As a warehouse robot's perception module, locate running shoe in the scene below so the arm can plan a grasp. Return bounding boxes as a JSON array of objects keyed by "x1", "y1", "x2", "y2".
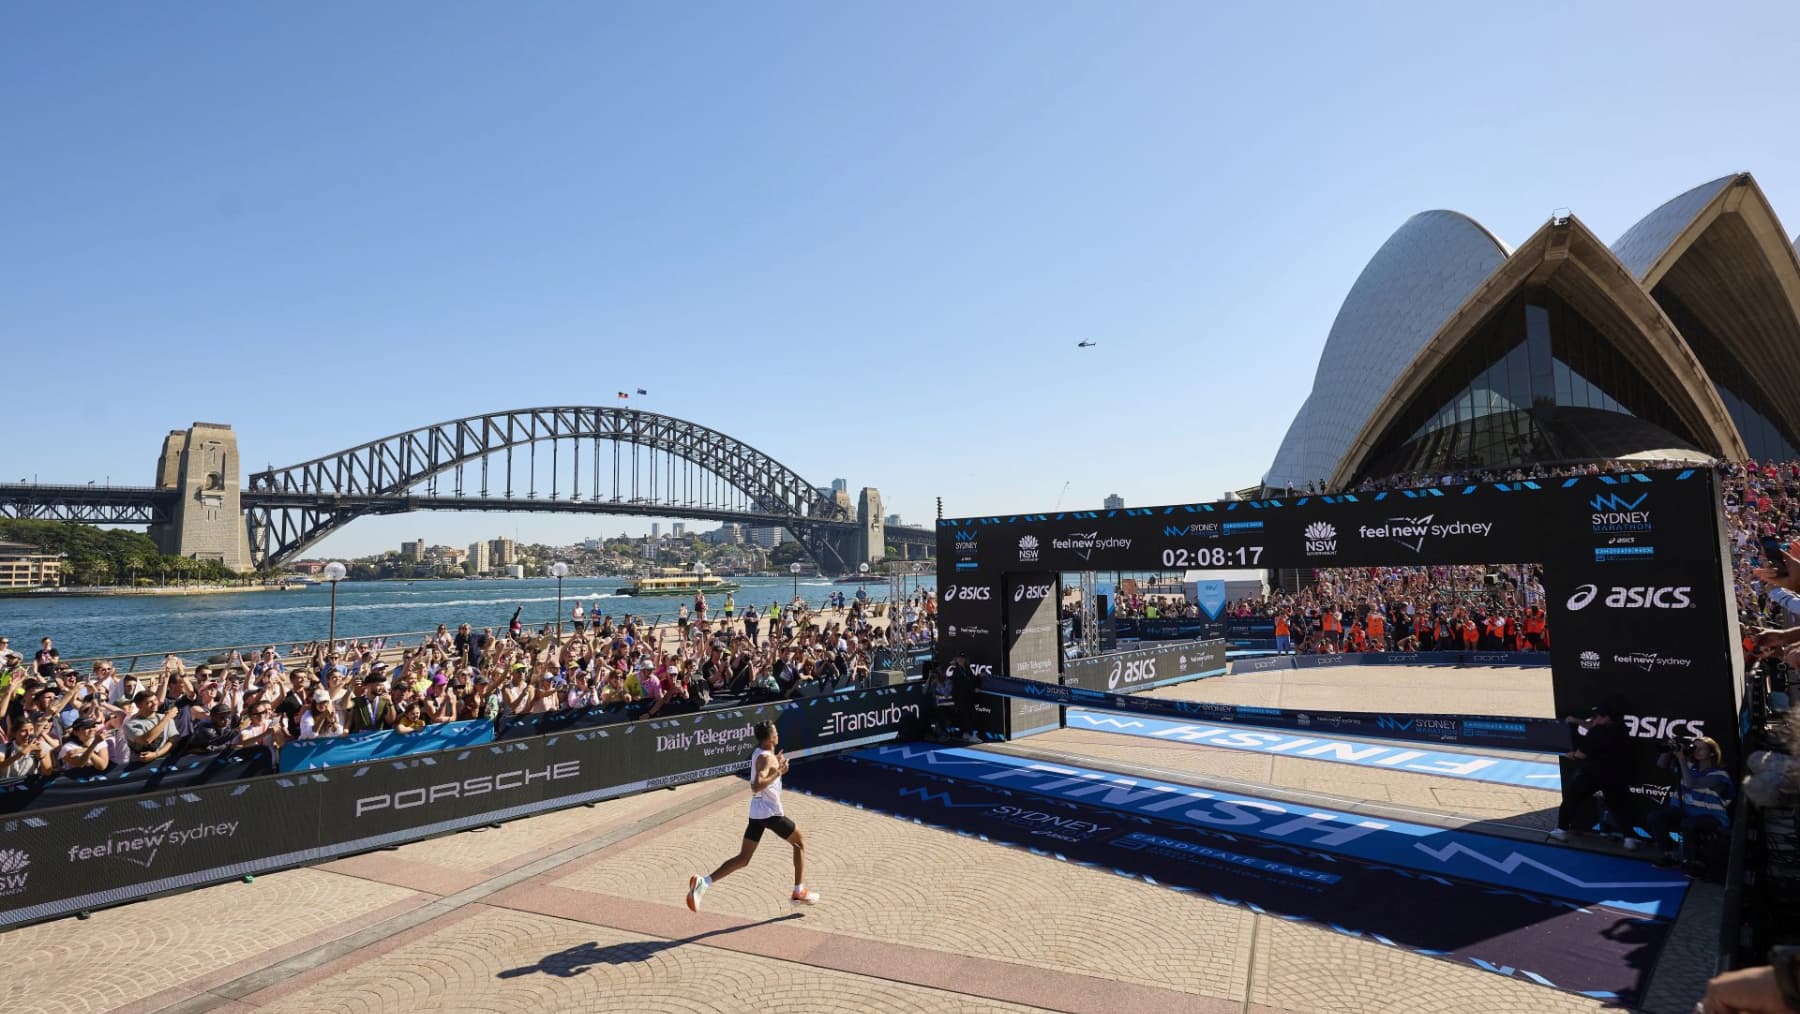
[
  {"x1": 1622, "y1": 837, "x2": 1642, "y2": 851},
  {"x1": 686, "y1": 875, "x2": 708, "y2": 912},
  {"x1": 1549, "y1": 828, "x2": 1570, "y2": 841},
  {"x1": 790, "y1": 886, "x2": 819, "y2": 905}
]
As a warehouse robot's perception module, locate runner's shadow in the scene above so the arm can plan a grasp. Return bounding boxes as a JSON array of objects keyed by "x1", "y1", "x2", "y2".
[{"x1": 496, "y1": 913, "x2": 805, "y2": 979}]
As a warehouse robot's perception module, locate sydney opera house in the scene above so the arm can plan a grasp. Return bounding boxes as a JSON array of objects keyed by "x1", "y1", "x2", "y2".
[{"x1": 1263, "y1": 173, "x2": 1800, "y2": 492}]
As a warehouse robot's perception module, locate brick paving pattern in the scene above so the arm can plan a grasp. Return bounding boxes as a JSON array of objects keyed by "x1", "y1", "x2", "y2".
[{"x1": 257, "y1": 907, "x2": 1048, "y2": 1014}]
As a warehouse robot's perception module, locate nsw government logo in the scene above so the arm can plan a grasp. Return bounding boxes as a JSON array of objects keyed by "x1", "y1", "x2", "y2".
[
  {"x1": 0, "y1": 848, "x2": 28, "y2": 898},
  {"x1": 1303, "y1": 521, "x2": 1337, "y2": 557},
  {"x1": 1017, "y1": 535, "x2": 1040, "y2": 562},
  {"x1": 1579, "y1": 650, "x2": 1600, "y2": 670}
]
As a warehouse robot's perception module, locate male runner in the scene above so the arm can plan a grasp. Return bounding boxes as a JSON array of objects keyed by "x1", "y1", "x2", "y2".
[{"x1": 687, "y1": 721, "x2": 818, "y2": 909}]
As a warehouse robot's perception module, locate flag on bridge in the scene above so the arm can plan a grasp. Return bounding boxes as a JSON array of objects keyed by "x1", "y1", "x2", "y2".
[
  {"x1": 617, "y1": 391, "x2": 629, "y2": 400},
  {"x1": 636, "y1": 388, "x2": 648, "y2": 395}
]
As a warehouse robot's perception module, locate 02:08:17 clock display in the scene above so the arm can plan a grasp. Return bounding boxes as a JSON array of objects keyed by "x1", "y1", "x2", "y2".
[{"x1": 1160, "y1": 546, "x2": 1263, "y2": 568}]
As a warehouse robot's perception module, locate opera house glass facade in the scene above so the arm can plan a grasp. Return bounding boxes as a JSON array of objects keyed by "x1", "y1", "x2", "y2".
[{"x1": 1265, "y1": 173, "x2": 1800, "y2": 491}]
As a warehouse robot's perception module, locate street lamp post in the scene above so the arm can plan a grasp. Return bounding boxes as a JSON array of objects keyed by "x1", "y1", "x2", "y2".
[
  {"x1": 790, "y1": 562, "x2": 802, "y2": 604},
  {"x1": 549, "y1": 562, "x2": 571, "y2": 636},
  {"x1": 323, "y1": 561, "x2": 347, "y2": 651}
]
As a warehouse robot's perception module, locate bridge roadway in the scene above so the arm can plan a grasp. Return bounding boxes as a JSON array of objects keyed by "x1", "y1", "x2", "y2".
[
  {"x1": 0, "y1": 664, "x2": 1721, "y2": 1014},
  {"x1": 0, "y1": 482, "x2": 936, "y2": 553}
]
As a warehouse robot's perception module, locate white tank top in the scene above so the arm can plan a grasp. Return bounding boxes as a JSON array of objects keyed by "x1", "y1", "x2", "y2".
[{"x1": 748, "y1": 746, "x2": 783, "y2": 818}]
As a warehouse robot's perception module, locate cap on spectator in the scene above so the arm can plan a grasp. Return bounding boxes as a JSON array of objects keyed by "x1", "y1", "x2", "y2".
[
  {"x1": 472, "y1": 674, "x2": 490, "y2": 685},
  {"x1": 210, "y1": 704, "x2": 234, "y2": 718},
  {"x1": 311, "y1": 689, "x2": 331, "y2": 703}
]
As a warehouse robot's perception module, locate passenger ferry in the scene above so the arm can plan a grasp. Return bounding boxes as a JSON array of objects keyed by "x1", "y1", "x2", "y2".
[{"x1": 614, "y1": 572, "x2": 742, "y2": 597}]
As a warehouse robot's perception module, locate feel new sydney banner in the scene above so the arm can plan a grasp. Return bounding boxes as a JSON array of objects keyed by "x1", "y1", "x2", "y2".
[
  {"x1": 0, "y1": 684, "x2": 929, "y2": 929},
  {"x1": 939, "y1": 468, "x2": 1743, "y2": 799}
]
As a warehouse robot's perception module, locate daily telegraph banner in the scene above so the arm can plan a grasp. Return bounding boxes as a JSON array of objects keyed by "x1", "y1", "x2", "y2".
[
  {"x1": 0, "y1": 684, "x2": 928, "y2": 929},
  {"x1": 1060, "y1": 640, "x2": 1228, "y2": 695},
  {"x1": 939, "y1": 468, "x2": 1742, "y2": 799},
  {"x1": 1004, "y1": 572, "x2": 1061, "y2": 683},
  {"x1": 982, "y1": 674, "x2": 1568, "y2": 753}
]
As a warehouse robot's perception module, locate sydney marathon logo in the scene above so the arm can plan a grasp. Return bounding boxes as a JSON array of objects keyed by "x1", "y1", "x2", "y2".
[
  {"x1": 1590, "y1": 493, "x2": 1652, "y2": 534},
  {"x1": 1164, "y1": 520, "x2": 1263, "y2": 539}
]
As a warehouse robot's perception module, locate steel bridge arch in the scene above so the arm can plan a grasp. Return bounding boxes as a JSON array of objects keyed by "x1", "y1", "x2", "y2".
[{"x1": 245, "y1": 407, "x2": 850, "y2": 568}]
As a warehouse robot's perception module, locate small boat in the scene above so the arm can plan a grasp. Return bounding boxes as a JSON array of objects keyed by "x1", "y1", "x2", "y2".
[
  {"x1": 614, "y1": 574, "x2": 742, "y2": 597},
  {"x1": 833, "y1": 574, "x2": 885, "y2": 584}
]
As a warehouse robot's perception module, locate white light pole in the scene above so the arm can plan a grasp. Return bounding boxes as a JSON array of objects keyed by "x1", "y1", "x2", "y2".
[
  {"x1": 549, "y1": 562, "x2": 571, "y2": 636},
  {"x1": 790, "y1": 562, "x2": 802, "y2": 603},
  {"x1": 323, "y1": 561, "x2": 347, "y2": 650}
]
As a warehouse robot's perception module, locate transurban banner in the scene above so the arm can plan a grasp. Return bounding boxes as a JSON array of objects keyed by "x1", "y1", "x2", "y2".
[{"x1": 0, "y1": 684, "x2": 928, "y2": 929}]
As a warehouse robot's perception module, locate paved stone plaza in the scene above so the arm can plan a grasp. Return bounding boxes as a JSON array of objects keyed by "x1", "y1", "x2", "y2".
[{"x1": 0, "y1": 666, "x2": 1720, "y2": 1013}]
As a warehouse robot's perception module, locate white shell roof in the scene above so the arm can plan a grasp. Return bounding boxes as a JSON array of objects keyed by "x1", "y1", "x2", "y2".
[
  {"x1": 1263, "y1": 211, "x2": 1507, "y2": 489},
  {"x1": 1610, "y1": 174, "x2": 1736, "y2": 280}
]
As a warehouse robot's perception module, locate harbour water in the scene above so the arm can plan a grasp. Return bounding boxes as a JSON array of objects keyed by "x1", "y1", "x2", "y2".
[{"x1": 0, "y1": 574, "x2": 936, "y2": 665}]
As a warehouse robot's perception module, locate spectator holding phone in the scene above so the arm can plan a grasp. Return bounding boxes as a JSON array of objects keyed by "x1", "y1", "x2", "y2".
[
  {"x1": 126, "y1": 691, "x2": 179, "y2": 763},
  {"x1": 57, "y1": 717, "x2": 110, "y2": 774}
]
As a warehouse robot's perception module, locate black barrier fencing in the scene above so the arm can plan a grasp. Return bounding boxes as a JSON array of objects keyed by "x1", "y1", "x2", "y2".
[
  {"x1": 940, "y1": 468, "x2": 1745, "y2": 805},
  {"x1": 1060, "y1": 639, "x2": 1228, "y2": 694},
  {"x1": 981, "y1": 673, "x2": 1568, "y2": 753},
  {"x1": 0, "y1": 748, "x2": 277, "y2": 815},
  {"x1": 0, "y1": 683, "x2": 930, "y2": 929}
]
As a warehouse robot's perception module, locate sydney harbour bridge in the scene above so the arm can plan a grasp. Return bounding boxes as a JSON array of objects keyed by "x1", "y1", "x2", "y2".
[{"x1": 0, "y1": 407, "x2": 934, "y2": 576}]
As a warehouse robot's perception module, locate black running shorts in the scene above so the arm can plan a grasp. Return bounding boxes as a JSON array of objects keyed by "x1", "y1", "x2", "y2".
[{"x1": 744, "y1": 815, "x2": 797, "y2": 841}]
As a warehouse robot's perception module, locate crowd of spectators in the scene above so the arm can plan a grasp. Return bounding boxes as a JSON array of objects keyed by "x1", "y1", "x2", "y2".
[
  {"x1": 0, "y1": 588, "x2": 938, "y2": 781},
  {"x1": 1228, "y1": 563, "x2": 1548, "y2": 655}
]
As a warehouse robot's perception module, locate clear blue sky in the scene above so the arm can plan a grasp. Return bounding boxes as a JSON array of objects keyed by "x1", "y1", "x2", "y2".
[{"x1": 5, "y1": 2, "x2": 1798, "y2": 558}]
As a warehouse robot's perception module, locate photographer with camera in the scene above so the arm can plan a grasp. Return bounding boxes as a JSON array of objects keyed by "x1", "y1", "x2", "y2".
[
  {"x1": 1642, "y1": 733, "x2": 1732, "y2": 871},
  {"x1": 1553, "y1": 698, "x2": 1639, "y2": 847}
]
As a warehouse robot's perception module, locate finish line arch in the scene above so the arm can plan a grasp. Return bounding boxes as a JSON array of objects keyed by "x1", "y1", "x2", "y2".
[{"x1": 935, "y1": 469, "x2": 1745, "y2": 801}]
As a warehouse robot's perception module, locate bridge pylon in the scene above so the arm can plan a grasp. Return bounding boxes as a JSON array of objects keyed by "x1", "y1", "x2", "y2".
[{"x1": 148, "y1": 423, "x2": 253, "y2": 571}]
